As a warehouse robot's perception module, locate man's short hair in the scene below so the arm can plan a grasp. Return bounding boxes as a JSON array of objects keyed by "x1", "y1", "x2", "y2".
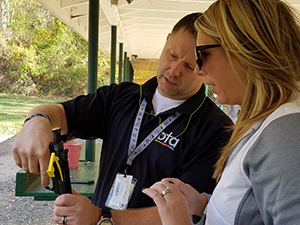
[{"x1": 171, "y1": 12, "x2": 202, "y2": 38}]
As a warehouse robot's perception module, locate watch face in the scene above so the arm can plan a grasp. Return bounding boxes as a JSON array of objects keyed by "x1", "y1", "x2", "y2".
[{"x1": 100, "y1": 218, "x2": 113, "y2": 225}]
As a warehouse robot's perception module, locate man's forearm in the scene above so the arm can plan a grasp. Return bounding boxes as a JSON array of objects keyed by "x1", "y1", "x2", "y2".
[
  {"x1": 111, "y1": 207, "x2": 162, "y2": 225},
  {"x1": 26, "y1": 103, "x2": 68, "y2": 134}
]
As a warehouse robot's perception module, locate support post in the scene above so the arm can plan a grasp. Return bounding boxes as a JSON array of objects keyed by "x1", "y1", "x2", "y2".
[
  {"x1": 118, "y1": 43, "x2": 123, "y2": 83},
  {"x1": 123, "y1": 52, "x2": 127, "y2": 82},
  {"x1": 86, "y1": 0, "x2": 99, "y2": 162},
  {"x1": 129, "y1": 62, "x2": 134, "y2": 82},
  {"x1": 126, "y1": 56, "x2": 130, "y2": 81},
  {"x1": 110, "y1": 26, "x2": 117, "y2": 84}
]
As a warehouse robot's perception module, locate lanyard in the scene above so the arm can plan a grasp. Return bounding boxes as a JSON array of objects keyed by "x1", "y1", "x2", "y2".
[{"x1": 126, "y1": 98, "x2": 181, "y2": 166}]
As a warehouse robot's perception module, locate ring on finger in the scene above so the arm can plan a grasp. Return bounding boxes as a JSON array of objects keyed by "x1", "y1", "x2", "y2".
[
  {"x1": 62, "y1": 216, "x2": 67, "y2": 225},
  {"x1": 161, "y1": 186, "x2": 171, "y2": 197}
]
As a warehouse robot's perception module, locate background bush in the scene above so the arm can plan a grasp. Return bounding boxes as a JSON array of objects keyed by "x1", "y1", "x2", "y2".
[{"x1": 0, "y1": 0, "x2": 111, "y2": 98}]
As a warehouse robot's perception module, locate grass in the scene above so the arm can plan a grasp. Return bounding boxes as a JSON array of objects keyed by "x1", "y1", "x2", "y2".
[
  {"x1": 0, "y1": 94, "x2": 69, "y2": 136},
  {"x1": 0, "y1": 93, "x2": 102, "y2": 161}
]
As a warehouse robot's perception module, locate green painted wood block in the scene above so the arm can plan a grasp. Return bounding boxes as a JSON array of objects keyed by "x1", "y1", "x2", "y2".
[{"x1": 15, "y1": 161, "x2": 99, "y2": 201}]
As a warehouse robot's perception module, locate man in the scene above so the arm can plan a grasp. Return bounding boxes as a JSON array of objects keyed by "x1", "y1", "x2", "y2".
[{"x1": 13, "y1": 13, "x2": 233, "y2": 225}]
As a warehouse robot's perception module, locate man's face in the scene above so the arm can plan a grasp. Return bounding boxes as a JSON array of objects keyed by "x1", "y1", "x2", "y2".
[{"x1": 156, "y1": 28, "x2": 204, "y2": 100}]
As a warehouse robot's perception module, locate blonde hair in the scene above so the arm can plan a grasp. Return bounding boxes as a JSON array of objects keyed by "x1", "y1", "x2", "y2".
[{"x1": 195, "y1": 0, "x2": 300, "y2": 180}]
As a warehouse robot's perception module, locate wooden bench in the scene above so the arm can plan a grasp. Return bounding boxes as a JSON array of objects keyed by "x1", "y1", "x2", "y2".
[
  {"x1": 15, "y1": 139, "x2": 102, "y2": 201},
  {"x1": 15, "y1": 161, "x2": 99, "y2": 201}
]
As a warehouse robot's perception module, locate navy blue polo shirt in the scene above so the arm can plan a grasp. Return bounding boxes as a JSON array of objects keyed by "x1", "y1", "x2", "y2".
[{"x1": 61, "y1": 77, "x2": 233, "y2": 209}]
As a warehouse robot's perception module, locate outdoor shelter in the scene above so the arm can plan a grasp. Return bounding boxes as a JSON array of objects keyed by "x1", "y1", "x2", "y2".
[
  {"x1": 35, "y1": 0, "x2": 300, "y2": 159},
  {"x1": 36, "y1": 0, "x2": 218, "y2": 161},
  {"x1": 15, "y1": 0, "x2": 300, "y2": 201}
]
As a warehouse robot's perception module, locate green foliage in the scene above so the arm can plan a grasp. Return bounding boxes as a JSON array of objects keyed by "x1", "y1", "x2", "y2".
[{"x1": 0, "y1": 0, "x2": 111, "y2": 98}]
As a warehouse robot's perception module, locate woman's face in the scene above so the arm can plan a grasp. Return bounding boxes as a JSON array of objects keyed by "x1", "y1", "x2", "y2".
[{"x1": 195, "y1": 32, "x2": 248, "y2": 105}]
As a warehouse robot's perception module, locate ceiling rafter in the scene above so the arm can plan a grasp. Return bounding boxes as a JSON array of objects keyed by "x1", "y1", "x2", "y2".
[{"x1": 38, "y1": 0, "x2": 300, "y2": 61}]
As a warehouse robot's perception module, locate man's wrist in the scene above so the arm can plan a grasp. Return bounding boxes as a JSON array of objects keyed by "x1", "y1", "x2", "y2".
[
  {"x1": 23, "y1": 113, "x2": 52, "y2": 125},
  {"x1": 95, "y1": 207, "x2": 102, "y2": 225},
  {"x1": 97, "y1": 209, "x2": 114, "y2": 225}
]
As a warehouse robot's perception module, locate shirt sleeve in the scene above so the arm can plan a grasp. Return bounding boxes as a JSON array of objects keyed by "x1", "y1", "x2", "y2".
[
  {"x1": 61, "y1": 82, "x2": 136, "y2": 140},
  {"x1": 191, "y1": 193, "x2": 211, "y2": 225},
  {"x1": 243, "y1": 113, "x2": 300, "y2": 224}
]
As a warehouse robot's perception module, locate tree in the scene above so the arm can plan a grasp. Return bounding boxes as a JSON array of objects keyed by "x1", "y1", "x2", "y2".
[{"x1": 0, "y1": 0, "x2": 111, "y2": 97}]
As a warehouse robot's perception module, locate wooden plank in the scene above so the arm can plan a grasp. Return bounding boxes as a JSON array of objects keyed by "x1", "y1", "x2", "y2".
[{"x1": 15, "y1": 161, "x2": 99, "y2": 201}]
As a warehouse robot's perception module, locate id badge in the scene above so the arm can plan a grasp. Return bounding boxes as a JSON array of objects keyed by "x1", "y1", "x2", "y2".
[{"x1": 105, "y1": 173, "x2": 137, "y2": 210}]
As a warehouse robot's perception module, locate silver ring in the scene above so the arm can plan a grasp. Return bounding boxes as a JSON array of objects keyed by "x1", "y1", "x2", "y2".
[
  {"x1": 62, "y1": 216, "x2": 67, "y2": 225},
  {"x1": 161, "y1": 186, "x2": 171, "y2": 197}
]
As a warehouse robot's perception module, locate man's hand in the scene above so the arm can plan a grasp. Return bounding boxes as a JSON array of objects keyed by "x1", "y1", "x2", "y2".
[
  {"x1": 12, "y1": 104, "x2": 67, "y2": 187},
  {"x1": 54, "y1": 189, "x2": 101, "y2": 225},
  {"x1": 13, "y1": 116, "x2": 53, "y2": 187}
]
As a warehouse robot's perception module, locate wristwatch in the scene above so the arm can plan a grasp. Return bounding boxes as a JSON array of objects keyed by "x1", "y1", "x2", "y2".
[{"x1": 97, "y1": 209, "x2": 114, "y2": 225}]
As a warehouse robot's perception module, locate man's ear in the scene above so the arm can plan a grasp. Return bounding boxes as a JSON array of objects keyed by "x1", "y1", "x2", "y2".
[{"x1": 166, "y1": 33, "x2": 171, "y2": 41}]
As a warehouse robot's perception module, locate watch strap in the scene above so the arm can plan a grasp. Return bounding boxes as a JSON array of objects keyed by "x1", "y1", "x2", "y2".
[
  {"x1": 101, "y1": 209, "x2": 112, "y2": 218},
  {"x1": 97, "y1": 209, "x2": 114, "y2": 225}
]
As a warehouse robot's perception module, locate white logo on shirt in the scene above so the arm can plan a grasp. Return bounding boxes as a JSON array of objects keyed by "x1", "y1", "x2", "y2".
[{"x1": 156, "y1": 132, "x2": 180, "y2": 151}]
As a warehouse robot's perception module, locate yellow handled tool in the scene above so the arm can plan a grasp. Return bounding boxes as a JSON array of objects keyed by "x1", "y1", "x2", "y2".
[{"x1": 45, "y1": 128, "x2": 72, "y2": 194}]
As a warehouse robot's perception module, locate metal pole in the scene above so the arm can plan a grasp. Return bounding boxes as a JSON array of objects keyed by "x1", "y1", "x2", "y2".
[
  {"x1": 118, "y1": 43, "x2": 123, "y2": 84},
  {"x1": 110, "y1": 26, "x2": 117, "y2": 84},
  {"x1": 86, "y1": 0, "x2": 99, "y2": 162},
  {"x1": 126, "y1": 56, "x2": 130, "y2": 81},
  {"x1": 129, "y1": 62, "x2": 134, "y2": 82},
  {"x1": 123, "y1": 52, "x2": 127, "y2": 82}
]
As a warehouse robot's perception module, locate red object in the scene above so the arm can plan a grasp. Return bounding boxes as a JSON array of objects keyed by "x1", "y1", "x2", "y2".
[
  {"x1": 63, "y1": 142, "x2": 83, "y2": 169},
  {"x1": 32, "y1": 84, "x2": 35, "y2": 96}
]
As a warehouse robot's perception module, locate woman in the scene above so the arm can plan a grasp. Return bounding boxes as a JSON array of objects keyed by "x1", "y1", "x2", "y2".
[{"x1": 143, "y1": 0, "x2": 300, "y2": 224}]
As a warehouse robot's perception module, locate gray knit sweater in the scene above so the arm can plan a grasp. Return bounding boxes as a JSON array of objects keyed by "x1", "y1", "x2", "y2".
[{"x1": 197, "y1": 100, "x2": 300, "y2": 225}]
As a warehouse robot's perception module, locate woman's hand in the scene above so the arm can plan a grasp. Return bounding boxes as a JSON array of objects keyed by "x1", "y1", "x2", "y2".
[
  {"x1": 143, "y1": 179, "x2": 195, "y2": 225},
  {"x1": 162, "y1": 178, "x2": 207, "y2": 217},
  {"x1": 143, "y1": 178, "x2": 207, "y2": 225}
]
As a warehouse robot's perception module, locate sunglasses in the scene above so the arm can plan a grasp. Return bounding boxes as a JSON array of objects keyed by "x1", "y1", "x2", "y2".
[{"x1": 194, "y1": 44, "x2": 221, "y2": 70}]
